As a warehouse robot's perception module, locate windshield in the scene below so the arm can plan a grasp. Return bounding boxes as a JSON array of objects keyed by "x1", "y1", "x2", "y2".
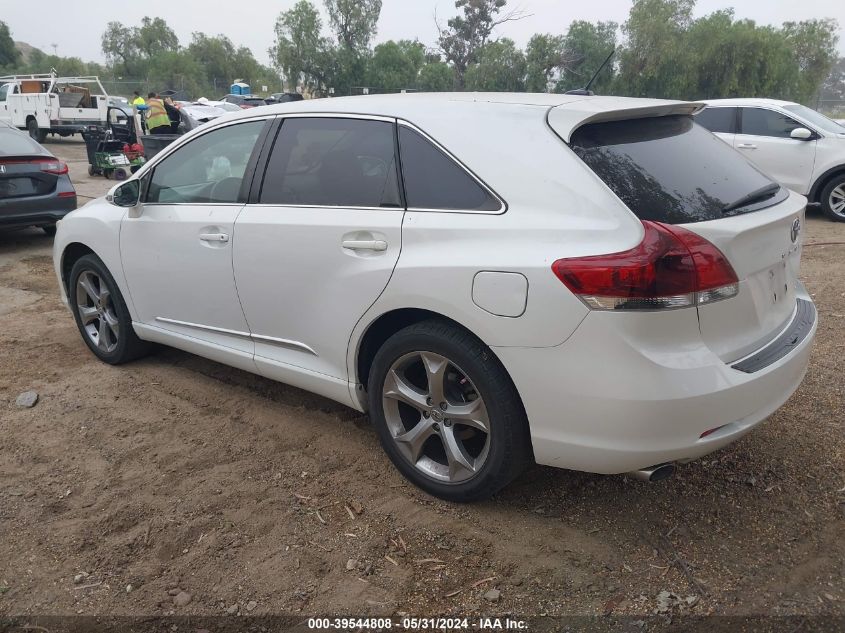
[{"x1": 783, "y1": 104, "x2": 845, "y2": 135}]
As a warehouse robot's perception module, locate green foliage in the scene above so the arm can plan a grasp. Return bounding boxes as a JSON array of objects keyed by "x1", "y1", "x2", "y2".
[
  {"x1": 0, "y1": 21, "x2": 21, "y2": 71},
  {"x1": 438, "y1": 0, "x2": 510, "y2": 88},
  {"x1": 464, "y1": 38, "x2": 526, "y2": 91},
  {"x1": 368, "y1": 40, "x2": 425, "y2": 91},
  {"x1": 525, "y1": 34, "x2": 567, "y2": 92},
  {"x1": 556, "y1": 21, "x2": 617, "y2": 93},
  {"x1": 271, "y1": 0, "x2": 334, "y2": 93},
  {"x1": 325, "y1": 0, "x2": 383, "y2": 52},
  {"x1": 418, "y1": 61, "x2": 453, "y2": 92}
]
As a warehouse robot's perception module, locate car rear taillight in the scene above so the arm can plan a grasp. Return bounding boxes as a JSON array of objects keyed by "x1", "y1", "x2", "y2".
[
  {"x1": 551, "y1": 221, "x2": 739, "y2": 311},
  {"x1": 39, "y1": 160, "x2": 69, "y2": 175},
  {"x1": 0, "y1": 158, "x2": 69, "y2": 175}
]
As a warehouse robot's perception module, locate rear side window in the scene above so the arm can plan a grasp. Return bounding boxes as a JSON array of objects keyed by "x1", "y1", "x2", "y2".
[
  {"x1": 740, "y1": 108, "x2": 802, "y2": 138},
  {"x1": 570, "y1": 115, "x2": 786, "y2": 224},
  {"x1": 398, "y1": 126, "x2": 502, "y2": 211},
  {"x1": 260, "y1": 117, "x2": 401, "y2": 208},
  {"x1": 695, "y1": 107, "x2": 737, "y2": 134}
]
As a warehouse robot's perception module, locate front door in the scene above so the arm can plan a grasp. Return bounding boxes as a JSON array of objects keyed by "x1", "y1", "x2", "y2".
[
  {"x1": 120, "y1": 118, "x2": 268, "y2": 356},
  {"x1": 233, "y1": 116, "x2": 404, "y2": 384},
  {"x1": 735, "y1": 107, "x2": 817, "y2": 195}
]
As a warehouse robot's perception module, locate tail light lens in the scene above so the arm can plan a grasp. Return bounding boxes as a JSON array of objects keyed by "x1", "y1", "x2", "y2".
[
  {"x1": 38, "y1": 160, "x2": 69, "y2": 175},
  {"x1": 0, "y1": 158, "x2": 68, "y2": 175},
  {"x1": 552, "y1": 221, "x2": 739, "y2": 311}
]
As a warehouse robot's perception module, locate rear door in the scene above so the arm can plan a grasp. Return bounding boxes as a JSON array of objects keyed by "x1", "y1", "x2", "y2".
[
  {"x1": 566, "y1": 114, "x2": 805, "y2": 362},
  {"x1": 735, "y1": 107, "x2": 817, "y2": 194},
  {"x1": 233, "y1": 115, "x2": 404, "y2": 382}
]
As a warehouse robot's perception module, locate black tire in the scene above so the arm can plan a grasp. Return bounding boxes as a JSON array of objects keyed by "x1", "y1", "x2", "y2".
[
  {"x1": 27, "y1": 119, "x2": 47, "y2": 143},
  {"x1": 42, "y1": 224, "x2": 57, "y2": 237},
  {"x1": 68, "y1": 254, "x2": 150, "y2": 364},
  {"x1": 820, "y1": 173, "x2": 845, "y2": 222},
  {"x1": 367, "y1": 319, "x2": 532, "y2": 502},
  {"x1": 113, "y1": 167, "x2": 128, "y2": 181}
]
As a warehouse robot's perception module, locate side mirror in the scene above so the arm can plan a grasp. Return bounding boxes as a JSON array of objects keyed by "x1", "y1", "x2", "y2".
[
  {"x1": 107, "y1": 179, "x2": 141, "y2": 214},
  {"x1": 790, "y1": 127, "x2": 813, "y2": 140}
]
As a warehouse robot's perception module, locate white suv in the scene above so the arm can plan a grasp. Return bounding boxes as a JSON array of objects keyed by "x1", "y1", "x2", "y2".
[
  {"x1": 53, "y1": 94, "x2": 816, "y2": 501},
  {"x1": 697, "y1": 98, "x2": 845, "y2": 221}
]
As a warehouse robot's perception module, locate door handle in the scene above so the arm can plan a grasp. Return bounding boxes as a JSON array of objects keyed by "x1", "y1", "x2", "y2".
[
  {"x1": 199, "y1": 233, "x2": 229, "y2": 243},
  {"x1": 737, "y1": 143, "x2": 757, "y2": 150},
  {"x1": 342, "y1": 239, "x2": 388, "y2": 251}
]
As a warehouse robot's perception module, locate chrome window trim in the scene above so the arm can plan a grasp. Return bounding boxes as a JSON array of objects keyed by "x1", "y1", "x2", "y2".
[{"x1": 396, "y1": 118, "x2": 507, "y2": 215}]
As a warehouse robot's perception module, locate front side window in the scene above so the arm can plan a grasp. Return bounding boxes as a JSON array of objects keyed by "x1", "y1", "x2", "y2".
[
  {"x1": 260, "y1": 117, "x2": 401, "y2": 208},
  {"x1": 740, "y1": 108, "x2": 803, "y2": 138},
  {"x1": 695, "y1": 107, "x2": 737, "y2": 134},
  {"x1": 398, "y1": 126, "x2": 502, "y2": 211},
  {"x1": 782, "y1": 104, "x2": 840, "y2": 135},
  {"x1": 146, "y1": 120, "x2": 264, "y2": 204}
]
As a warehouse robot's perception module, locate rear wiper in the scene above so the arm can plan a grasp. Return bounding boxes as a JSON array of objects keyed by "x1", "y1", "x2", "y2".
[{"x1": 722, "y1": 182, "x2": 780, "y2": 213}]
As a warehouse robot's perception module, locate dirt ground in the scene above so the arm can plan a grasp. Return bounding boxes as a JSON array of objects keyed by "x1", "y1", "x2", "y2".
[{"x1": 0, "y1": 137, "x2": 843, "y2": 621}]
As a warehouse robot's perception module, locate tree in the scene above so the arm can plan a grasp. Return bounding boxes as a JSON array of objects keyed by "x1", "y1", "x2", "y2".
[
  {"x1": 464, "y1": 38, "x2": 526, "y2": 91},
  {"x1": 101, "y1": 16, "x2": 179, "y2": 78},
  {"x1": 0, "y1": 20, "x2": 21, "y2": 70},
  {"x1": 525, "y1": 34, "x2": 568, "y2": 92},
  {"x1": 556, "y1": 21, "x2": 617, "y2": 93},
  {"x1": 418, "y1": 61, "x2": 453, "y2": 91},
  {"x1": 270, "y1": 0, "x2": 334, "y2": 93},
  {"x1": 135, "y1": 17, "x2": 179, "y2": 59},
  {"x1": 821, "y1": 57, "x2": 845, "y2": 108},
  {"x1": 437, "y1": 0, "x2": 526, "y2": 88},
  {"x1": 325, "y1": 0, "x2": 382, "y2": 53},
  {"x1": 617, "y1": 0, "x2": 695, "y2": 98},
  {"x1": 368, "y1": 40, "x2": 425, "y2": 91},
  {"x1": 782, "y1": 19, "x2": 840, "y2": 104}
]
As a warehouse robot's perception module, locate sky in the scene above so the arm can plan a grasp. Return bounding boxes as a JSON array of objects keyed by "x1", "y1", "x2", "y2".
[{"x1": 3, "y1": 0, "x2": 844, "y2": 67}]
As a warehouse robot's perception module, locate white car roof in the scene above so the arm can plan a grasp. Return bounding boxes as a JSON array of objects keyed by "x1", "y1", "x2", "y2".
[
  {"x1": 215, "y1": 92, "x2": 703, "y2": 142},
  {"x1": 700, "y1": 98, "x2": 799, "y2": 108}
]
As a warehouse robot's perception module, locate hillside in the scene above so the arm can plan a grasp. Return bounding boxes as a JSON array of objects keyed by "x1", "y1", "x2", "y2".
[{"x1": 14, "y1": 40, "x2": 43, "y2": 64}]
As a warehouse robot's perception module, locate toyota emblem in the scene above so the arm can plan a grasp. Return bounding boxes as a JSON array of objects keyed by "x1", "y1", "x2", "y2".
[{"x1": 790, "y1": 218, "x2": 801, "y2": 243}]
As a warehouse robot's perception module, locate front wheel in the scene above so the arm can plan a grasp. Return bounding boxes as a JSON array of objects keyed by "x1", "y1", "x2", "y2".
[
  {"x1": 367, "y1": 320, "x2": 532, "y2": 502},
  {"x1": 68, "y1": 254, "x2": 150, "y2": 364},
  {"x1": 820, "y1": 174, "x2": 845, "y2": 222}
]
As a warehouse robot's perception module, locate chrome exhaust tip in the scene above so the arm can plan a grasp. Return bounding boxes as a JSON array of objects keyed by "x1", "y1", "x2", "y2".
[{"x1": 628, "y1": 462, "x2": 676, "y2": 482}]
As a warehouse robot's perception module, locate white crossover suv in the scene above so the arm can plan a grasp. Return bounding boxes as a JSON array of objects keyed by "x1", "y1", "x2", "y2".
[
  {"x1": 697, "y1": 98, "x2": 845, "y2": 221},
  {"x1": 53, "y1": 93, "x2": 817, "y2": 501}
]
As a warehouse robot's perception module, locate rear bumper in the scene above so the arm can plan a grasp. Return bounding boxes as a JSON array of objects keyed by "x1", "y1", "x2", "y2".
[
  {"x1": 494, "y1": 290, "x2": 817, "y2": 474},
  {"x1": 0, "y1": 194, "x2": 77, "y2": 228}
]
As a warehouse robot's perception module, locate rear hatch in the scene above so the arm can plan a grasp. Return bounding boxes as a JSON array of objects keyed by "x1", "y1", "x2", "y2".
[{"x1": 553, "y1": 105, "x2": 805, "y2": 362}]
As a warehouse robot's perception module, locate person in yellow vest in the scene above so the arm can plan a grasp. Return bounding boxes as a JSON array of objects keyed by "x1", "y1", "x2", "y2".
[
  {"x1": 131, "y1": 91, "x2": 145, "y2": 107},
  {"x1": 145, "y1": 92, "x2": 171, "y2": 134}
]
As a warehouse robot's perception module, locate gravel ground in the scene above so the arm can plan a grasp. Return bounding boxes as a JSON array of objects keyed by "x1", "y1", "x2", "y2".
[{"x1": 0, "y1": 137, "x2": 843, "y2": 620}]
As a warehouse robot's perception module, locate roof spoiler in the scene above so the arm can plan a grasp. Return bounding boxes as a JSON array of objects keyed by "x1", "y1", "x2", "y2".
[{"x1": 548, "y1": 99, "x2": 705, "y2": 143}]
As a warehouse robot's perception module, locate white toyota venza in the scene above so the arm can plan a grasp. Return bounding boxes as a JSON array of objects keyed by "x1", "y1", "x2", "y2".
[{"x1": 53, "y1": 94, "x2": 817, "y2": 501}]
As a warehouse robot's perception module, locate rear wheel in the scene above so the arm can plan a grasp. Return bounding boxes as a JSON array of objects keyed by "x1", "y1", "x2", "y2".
[
  {"x1": 27, "y1": 119, "x2": 47, "y2": 143},
  {"x1": 68, "y1": 254, "x2": 150, "y2": 364},
  {"x1": 820, "y1": 174, "x2": 845, "y2": 222},
  {"x1": 367, "y1": 320, "x2": 532, "y2": 502}
]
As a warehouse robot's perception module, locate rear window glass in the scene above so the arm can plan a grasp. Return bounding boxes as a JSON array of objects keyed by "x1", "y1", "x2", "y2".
[
  {"x1": 0, "y1": 128, "x2": 43, "y2": 155},
  {"x1": 570, "y1": 115, "x2": 786, "y2": 224},
  {"x1": 695, "y1": 107, "x2": 737, "y2": 134}
]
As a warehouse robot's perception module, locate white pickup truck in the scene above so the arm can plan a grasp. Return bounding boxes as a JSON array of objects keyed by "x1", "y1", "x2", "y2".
[{"x1": 0, "y1": 73, "x2": 109, "y2": 142}]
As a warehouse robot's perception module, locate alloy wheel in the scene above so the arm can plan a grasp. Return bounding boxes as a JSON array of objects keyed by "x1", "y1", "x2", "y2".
[
  {"x1": 75, "y1": 270, "x2": 120, "y2": 353},
  {"x1": 830, "y1": 184, "x2": 845, "y2": 218},
  {"x1": 381, "y1": 351, "x2": 490, "y2": 483}
]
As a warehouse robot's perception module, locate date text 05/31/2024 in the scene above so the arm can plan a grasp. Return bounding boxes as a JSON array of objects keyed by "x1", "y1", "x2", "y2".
[{"x1": 307, "y1": 617, "x2": 529, "y2": 630}]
